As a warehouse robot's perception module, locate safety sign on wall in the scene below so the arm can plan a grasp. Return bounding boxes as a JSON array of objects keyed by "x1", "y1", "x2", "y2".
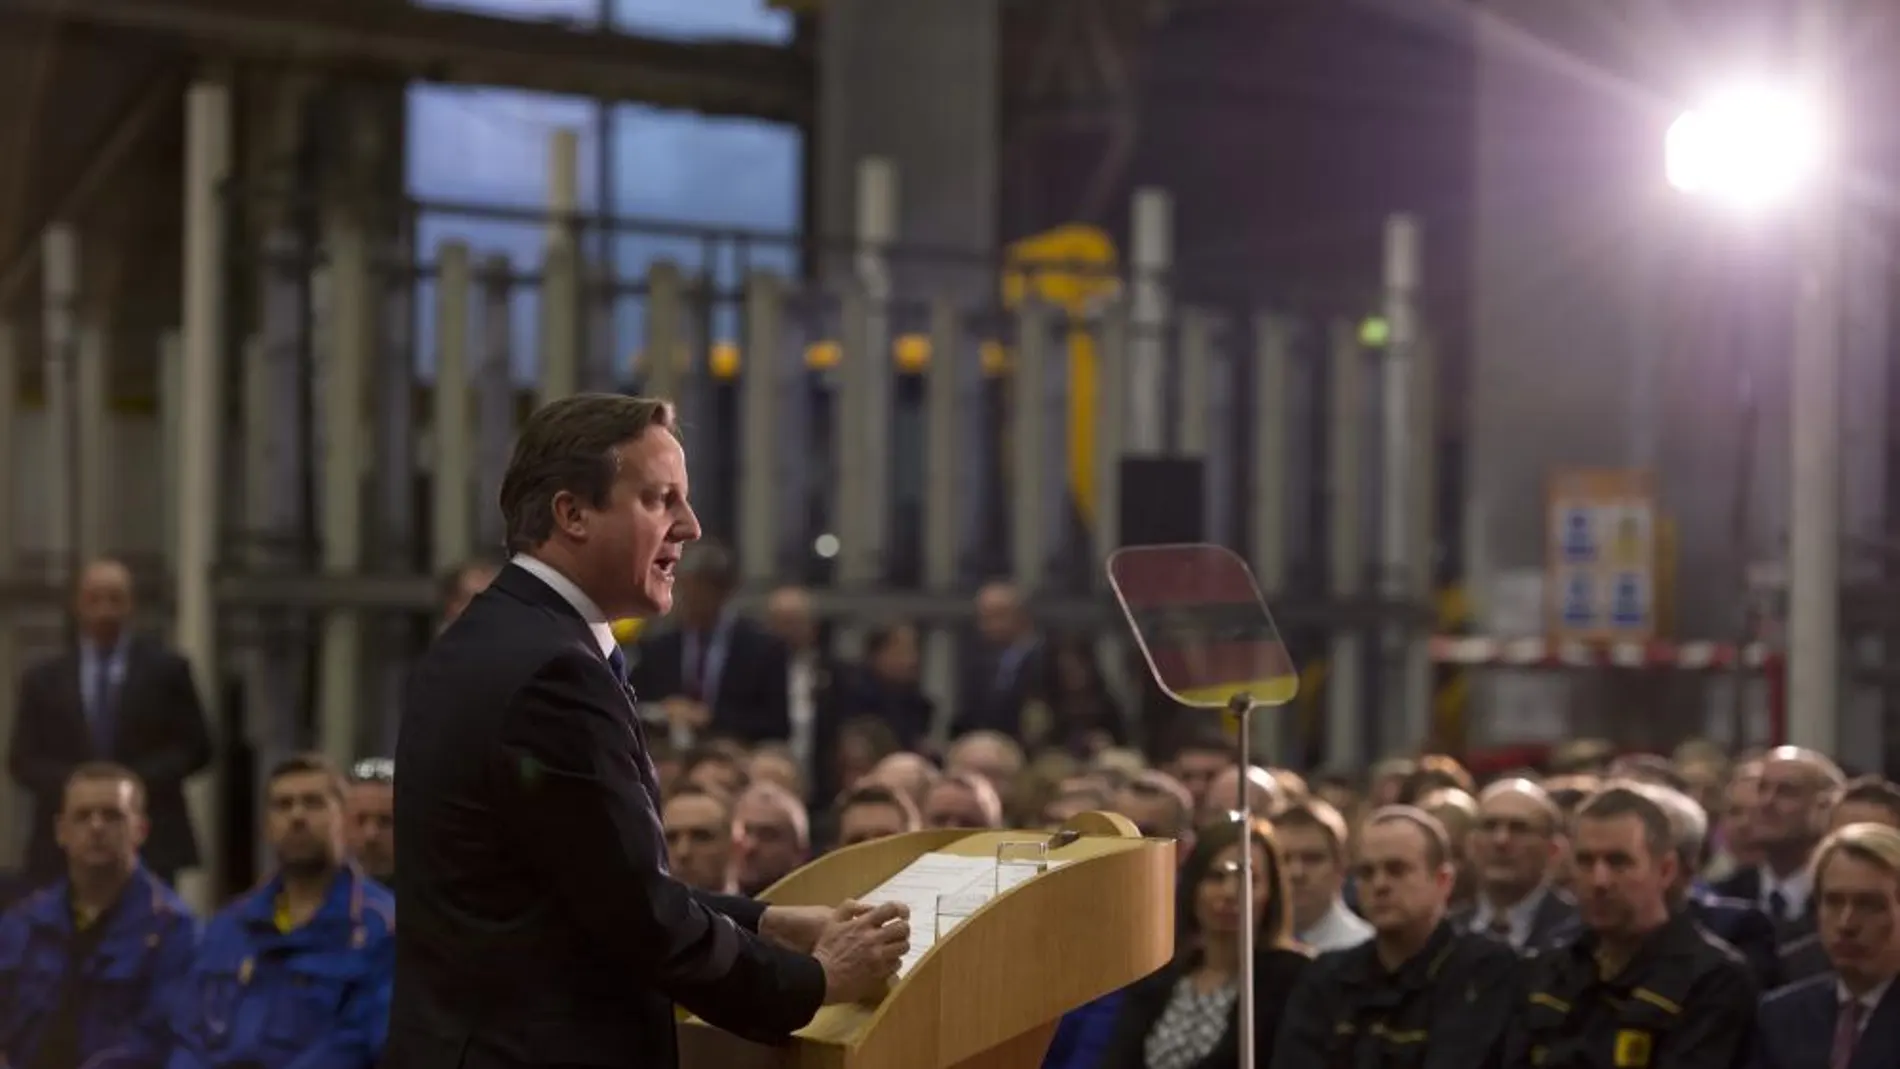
[{"x1": 1546, "y1": 470, "x2": 1659, "y2": 642}]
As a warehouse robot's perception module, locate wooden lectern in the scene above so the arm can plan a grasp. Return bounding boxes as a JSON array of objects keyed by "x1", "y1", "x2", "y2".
[{"x1": 679, "y1": 811, "x2": 1175, "y2": 1069}]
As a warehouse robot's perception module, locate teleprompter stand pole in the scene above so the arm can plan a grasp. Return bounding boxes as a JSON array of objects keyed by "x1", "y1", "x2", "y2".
[{"x1": 1229, "y1": 690, "x2": 1257, "y2": 1069}]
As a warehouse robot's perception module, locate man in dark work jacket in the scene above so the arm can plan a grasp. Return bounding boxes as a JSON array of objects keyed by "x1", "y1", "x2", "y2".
[
  {"x1": 387, "y1": 395, "x2": 907, "y2": 1069},
  {"x1": 1274, "y1": 807, "x2": 1520, "y2": 1069},
  {"x1": 8, "y1": 559, "x2": 211, "y2": 885}
]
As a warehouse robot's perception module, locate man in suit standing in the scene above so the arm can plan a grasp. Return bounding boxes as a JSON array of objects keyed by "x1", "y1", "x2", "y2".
[
  {"x1": 1753, "y1": 822, "x2": 1900, "y2": 1069},
  {"x1": 8, "y1": 559, "x2": 212, "y2": 886},
  {"x1": 629, "y1": 542, "x2": 792, "y2": 747},
  {"x1": 388, "y1": 395, "x2": 908, "y2": 1069}
]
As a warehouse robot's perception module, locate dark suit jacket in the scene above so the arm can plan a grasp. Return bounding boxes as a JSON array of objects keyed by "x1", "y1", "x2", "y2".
[
  {"x1": 628, "y1": 616, "x2": 792, "y2": 744},
  {"x1": 6, "y1": 636, "x2": 211, "y2": 882},
  {"x1": 952, "y1": 638, "x2": 1045, "y2": 741},
  {"x1": 1098, "y1": 946, "x2": 1312, "y2": 1069},
  {"x1": 387, "y1": 564, "x2": 826, "y2": 1069},
  {"x1": 1691, "y1": 891, "x2": 1785, "y2": 992},
  {"x1": 1752, "y1": 972, "x2": 1900, "y2": 1069},
  {"x1": 1451, "y1": 885, "x2": 1578, "y2": 951}
]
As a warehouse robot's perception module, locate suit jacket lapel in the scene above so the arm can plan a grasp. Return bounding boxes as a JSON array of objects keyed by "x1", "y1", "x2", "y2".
[{"x1": 1851, "y1": 982, "x2": 1900, "y2": 1069}]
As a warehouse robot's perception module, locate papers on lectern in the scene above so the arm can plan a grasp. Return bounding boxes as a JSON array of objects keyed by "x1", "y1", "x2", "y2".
[{"x1": 857, "y1": 851, "x2": 1069, "y2": 977}]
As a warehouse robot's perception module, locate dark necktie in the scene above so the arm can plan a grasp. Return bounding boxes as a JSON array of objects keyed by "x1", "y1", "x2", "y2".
[
  {"x1": 1832, "y1": 997, "x2": 1863, "y2": 1069},
  {"x1": 89, "y1": 654, "x2": 116, "y2": 756},
  {"x1": 1768, "y1": 889, "x2": 1790, "y2": 923},
  {"x1": 1487, "y1": 915, "x2": 1515, "y2": 944},
  {"x1": 607, "y1": 646, "x2": 630, "y2": 686}
]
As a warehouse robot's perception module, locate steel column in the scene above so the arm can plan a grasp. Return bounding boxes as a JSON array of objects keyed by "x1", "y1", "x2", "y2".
[
  {"x1": 1128, "y1": 189, "x2": 1171, "y2": 454},
  {"x1": 1251, "y1": 315, "x2": 1293, "y2": 594},
  {"x1": 475, "y1": 254, "x2": 514, "y2": 552},
  {"x1": 1327, "y1": 320, "x2": 1367, "y2": 769},
  {"x1": 0, "y1": 325, "x2": 17, "y2": 864},
  {"x1": 922, "y1": 297, "x2": 964, "y2": 739},
  {"x1": 1380, "y1": 214, "x2": 1428, "y2": 749},
  {"x1": 177, "y1": 79, "x2": 231, "y2": 910},
  {"x1": 74, "y1": 323, "x2": 110, "y2": 565},
  {"x1": 318, "y1": 209, "x2": 371, "y2": 772},
  {"x1": 834, "y1": 288, "x2": 889, "y2": 594},
  {"x1": 157, "y1": 331, "x2": 182, "y2": 567},
  {"x1": 1011, "y1": 302, "x2": 1054, "y2": 589},
  {"x1": 1091, "y1": 305, "x2": 1127, "y2": 570},
  {"x1": 538, "y1": 129, "x2": 582, "y2": 406},
  {"x1": 738, "y1": 271, "x2": 784, "y2": 586},
  {"x1": 1407, "y1": 335, "x2": 1438, "y2": 748},
  {"x1": 433, "y1": 241, "x2": 476, "y2": 570},
  {"x1": 41, "y1": 225, "x2": 78, "y2": 579},
  {"x1": 644, "y1": 262, "x2": 685, "y2": 402},
  {"x1": 1787, "y1": 0, "x2": 1843, "y2": 754}
]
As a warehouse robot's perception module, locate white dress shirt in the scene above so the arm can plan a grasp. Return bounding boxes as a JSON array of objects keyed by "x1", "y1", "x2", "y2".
[
  {"x1": 1838, "y1": 976, "x2": 1895, "y2": 1038},
  {"x1": 1759, "y1": 864, "x2": 1814, "y2": 920},
  {"x1": 1471, "y1": 884, "x2": 1553, "y2": 950},
  {"x1": 511, "y1": 554, "x2": 618, "y2": 660},
  {"x1": 1300, "y1": 897, "x2": 1374, "y2": 953}
]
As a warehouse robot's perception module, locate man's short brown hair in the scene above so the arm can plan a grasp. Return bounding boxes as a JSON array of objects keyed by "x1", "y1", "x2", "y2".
[
  {"x1": 64, "y1": 762, "x2": 146, "y2": 811},
  {"x1": 268, "y1": 752, "x2": 347, "y2": 803},
  {"x1": 498, "y1": 394, "x2": 677, "y2": 554}
]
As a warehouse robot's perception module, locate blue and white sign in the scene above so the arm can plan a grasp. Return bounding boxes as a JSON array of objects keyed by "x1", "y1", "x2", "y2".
[
  {"x1": 1558, "y1": 505, "x2": 1598, "y2": 564},
  {"x1": 1608, "y1": 571, "x2": 1648, "y2": 629},
  {"x1": 1559, "y1": 572, "x2": 1597, "y2": 628}
]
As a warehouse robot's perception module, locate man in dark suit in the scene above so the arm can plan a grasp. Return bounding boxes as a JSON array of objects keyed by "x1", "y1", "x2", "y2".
[
  {"x1": 628, "y1": 542, "x2": 792, "y2": 746},
  {"x1": 1454, "y1": 778, "x2": 1578, "y2": 951},
  {"x1": 7, "y1": 559, "x2": 212, "y2": 886},
  {"x1": 388, "y1": 394, "x2": 908, "y2": 1069},
  {"x1": 952, "y1": 581, "x2": 1045, "y2": 742},
  {"x1": 1752, "y1": 822, "x2": 1900, "y2": 1069}
]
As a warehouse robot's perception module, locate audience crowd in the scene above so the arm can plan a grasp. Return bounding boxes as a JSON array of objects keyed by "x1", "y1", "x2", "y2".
[{"x1": 4, "y1": 551, "x2": 1899, "y2": 1068}]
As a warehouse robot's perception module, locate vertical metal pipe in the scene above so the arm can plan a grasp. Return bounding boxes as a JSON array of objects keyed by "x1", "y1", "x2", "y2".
[
  {"x1": 41, "y1": 225, "x2": 78, "y2": 579},
  {"x1": 922, "y1": 298, "x2": 963, "y2": 738},
  {"x1": 1011, "y1": 302, "x2": 1052, "y2": 590},
  {"x1": 475, "y1": 254, "x2": 515, "y2": 553},
  {"x1": 158, "y1": 331, "x2": 182, "y2": 568},
  {"x1": 318, "y1": 209, "x2": 371, "y2": 772},
  {"x1": 1092, "y1": 305, "x2": 1127, "y2": 568},
  {"x1": 1787, "y1": 0, "x2": 1842, "y2": 754},
  {"x1": 433, "y1": 241, "x2": 476, "y2": 571},
  {"x1": 644, "y1": 262, "x2": 685, "y2": 402},
  {"x1": 852, "y1": 158, "x2": 896, "y2": 589},
  {"x1": 1407, "y1": 336, "x2": 1438, "y2": 749},
  {"x1": 540, "y1": 129, "x2": 582, "y2": 405},
  {"x1": 74, "y1": 322, "x2": 111, "y2": 565},
  {"x1": 1251, "y1": 314, "x2": 1293, "y2": 594},
  {"x1": 177, "y1": 80, "x2": 231, "y2": 911},
  {"x1": 1327, "y1": 320, "x2": 1367, "y2": 770},
  {"x1": 1381, "y1": 215, "x2": 1427, "y2": 749},
  {"x1": 1176, "y1": 308, "x2": 1211, "y2": 458},
  {"x1": 1128, "y1": 190, "x2": 1172, "y2": 455},
  {"x1": 738, "y1": 272, "x2": 784, "y2": 586},
  {"x1": 834, "y1": 289, "x2": 878, "y2": 591},
  {"x1": 0, "y1": 324, "x2": 19, "y2": 864}
]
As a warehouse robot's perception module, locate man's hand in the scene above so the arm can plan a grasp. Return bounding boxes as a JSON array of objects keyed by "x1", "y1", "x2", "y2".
[
  {"x1": 812, "y1": 901, "x2": 911, "y2": 1004},
  {"x1": 759, "y1": 904, "x2": 833, "y2": 953}
]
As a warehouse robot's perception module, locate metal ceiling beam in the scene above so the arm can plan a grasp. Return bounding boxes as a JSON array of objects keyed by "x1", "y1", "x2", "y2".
[{"x1": 0, "y1": 0, "x2": 812, "y2": 122}]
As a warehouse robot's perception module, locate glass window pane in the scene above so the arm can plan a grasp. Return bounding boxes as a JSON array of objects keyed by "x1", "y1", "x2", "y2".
[{"x1": 415, "y1": 0, "x2": 792, "y2": 42}]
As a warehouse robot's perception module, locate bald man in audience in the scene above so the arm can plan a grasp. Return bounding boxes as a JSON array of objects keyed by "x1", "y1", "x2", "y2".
[
  {"x1": 1715, "y1": 746, "x2": 1845, "y2": 933},
  {"x1": 732, "y1": 783, "x2": 810, "y2": 897},
  {"x1": 1197, "y1": 764, "x2": 1285, "y2": 826},
  {"x1": 1455, "y1": 779, "x2": 1576, "y2": 951},
  {"x1": 923, "y1": 772, "x2": 1004, "y2": 830}
]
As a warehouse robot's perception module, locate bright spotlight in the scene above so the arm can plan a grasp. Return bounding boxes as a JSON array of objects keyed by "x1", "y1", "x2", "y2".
[{"x1": 1665, "y1": 83, "x2": 1824, "y2": 207}]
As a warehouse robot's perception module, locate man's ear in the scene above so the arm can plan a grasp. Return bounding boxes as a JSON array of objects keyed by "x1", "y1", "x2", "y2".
[{"x1": 551, "y1": 491, "x2": 587, "y2": 541}]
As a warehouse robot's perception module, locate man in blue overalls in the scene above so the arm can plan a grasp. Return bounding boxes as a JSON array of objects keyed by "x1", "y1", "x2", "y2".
[
  {"x1": 0, "y1": 762, "x2": 198, "y2": 1069},
  {"x1": 168, "y1": 753, "x2": 395, "y2": 1069}
]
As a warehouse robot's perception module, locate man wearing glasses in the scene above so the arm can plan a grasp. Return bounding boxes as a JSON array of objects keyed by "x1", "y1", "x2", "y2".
[
  {"x1": 346, "y1": 758, "x2": 396, "y2": 887},
  {"x1": 1456, "y1": 778, "x2": 1576, "y2": 951}
]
